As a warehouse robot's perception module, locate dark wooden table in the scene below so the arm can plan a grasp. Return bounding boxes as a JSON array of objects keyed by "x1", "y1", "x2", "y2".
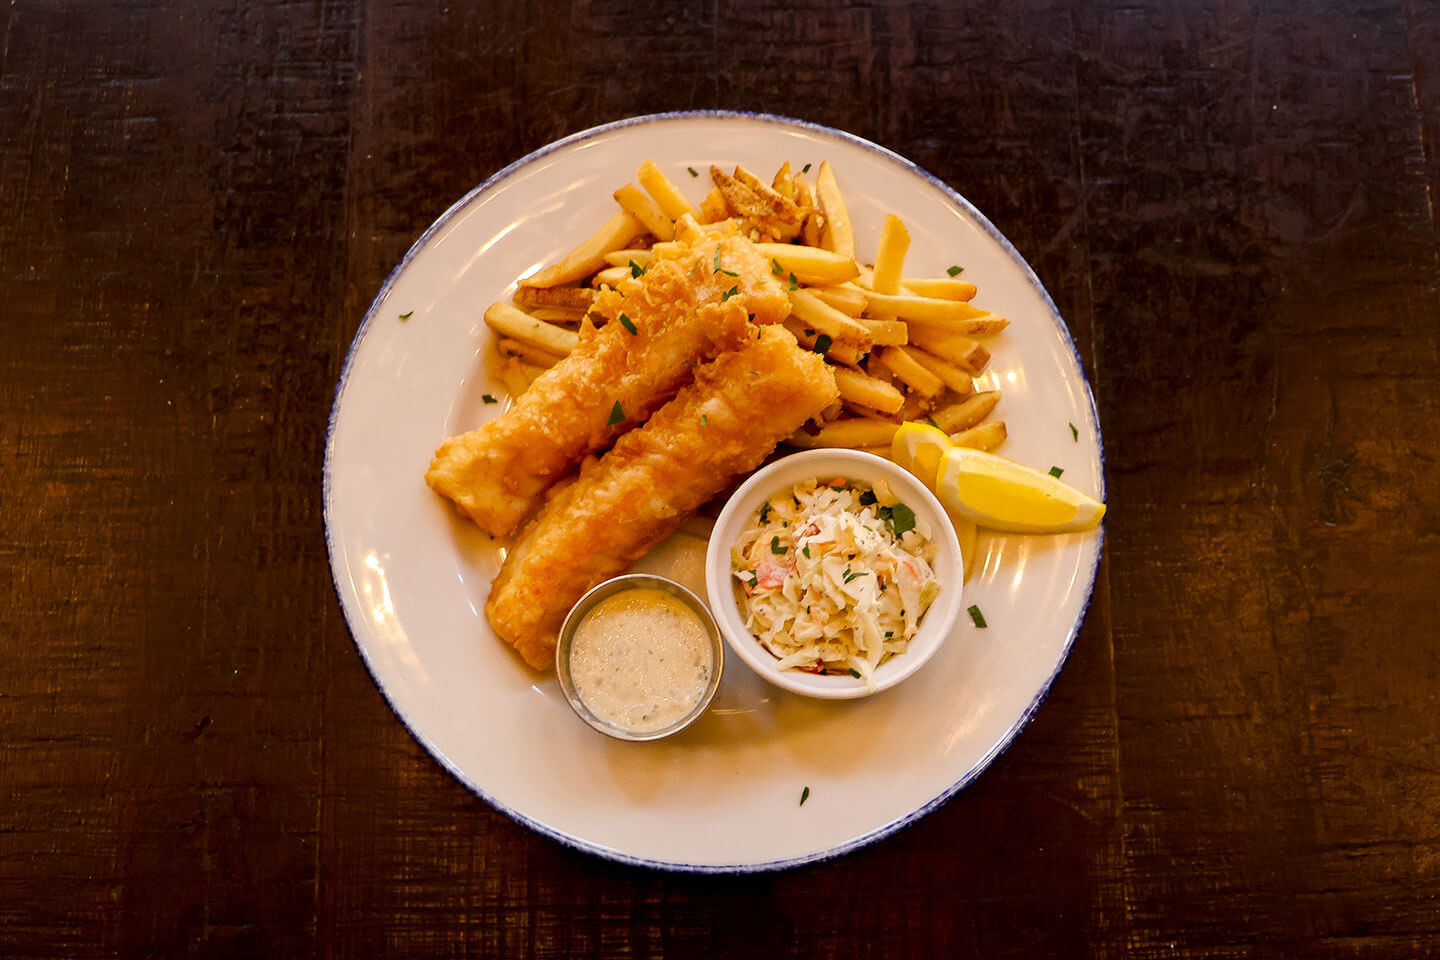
[{"x1": 5, "y1": 1, "x2": 1439, "y2": 956}]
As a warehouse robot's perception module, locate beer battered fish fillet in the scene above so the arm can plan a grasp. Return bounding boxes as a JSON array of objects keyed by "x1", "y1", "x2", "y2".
[
  {"x1": 426, "y1": 228, "x2": 791, "y2": 538},
  {"x1": 487, "y1": 325, "x2": 839, "y2": 669}
]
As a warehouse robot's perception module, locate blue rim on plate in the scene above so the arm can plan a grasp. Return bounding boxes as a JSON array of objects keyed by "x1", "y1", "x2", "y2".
[{"x1": 323, "y1": 110, "x2": 1106, "y2": 873}]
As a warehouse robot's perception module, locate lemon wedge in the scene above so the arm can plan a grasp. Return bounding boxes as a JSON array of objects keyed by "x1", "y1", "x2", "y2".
[
  {"x1": 936, "y1": 447, "x2": 1106, "y2": 534},
  {"x1": 891, "y1": 421, "x2": 953, "y2": 487}
]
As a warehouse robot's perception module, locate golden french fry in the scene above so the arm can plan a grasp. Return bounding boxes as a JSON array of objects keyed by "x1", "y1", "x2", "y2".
[
  {"x1": 907, "y1": 325, "x2": 991, "y2": 374},
  {"x1": 901, "y1": 277, "x2": 978, "y2": 301},
  {"x1": 519, "y1": 211, "x2": 646, "y2": 288},
  {"x1": 815, "y1": 161, "x2": 854, "y2": 259},
  {"x1": 871, "y1": 215, "x2": 910, "y2": 295},
  {"x1": 637, "y1": 159, "x2": 700, "y2": 221},
  {"x1": 649, "y1": 241, "x2": 684, "y2": 260},
  {"x1": 700, "y1": 187, "x2": 729, "y2": 223},
  {"x1": 590, "y1": 265, "x2": 630, "y2": 288},
  {"x1": 711, "y1": 166, "x2": 805, "y2": 241},
  {"x1": 496, "y1": 337, "x2": 562, "y2": 368},
  {"x1": 483, "y1": 302, "x2": 579, "y2": 356},
  {"x1": 877, "y1": 345, "x2": 946, "y2": 399},
  {"x1": 856, "y1": 318, "x2": 908, "y2": 346},
  {"x1": 603, "y1": 248, "x2": 654, "y2": 268},
  {"x1": 783, "y1": 319, "x2": 863, "y2": 366},
  {"x1": 789, "y1": 288, "x2": 874, "y2": 352},
  {"x1": 807, "y1": 282, "x2": 869, "y2": 316},
  {"x1": 787, "y1": 417, "x2": 899, "y2": 449},
  {"x1": 863, "y1": 289, "x2": 998, "y2": 326},
  {"x1": 906, "y1": 348, "x2": 974, "y2": 395},
  {"x1": 930, "y1": 391, "x2": 1001, "y2": 433},
  {"x1": 752, "y1": 243, "x2": 860, "y2": 286},
  {"x1": 950, "y1": 420, "x2": 1007, "y2": 451},
  {"x1": 771, "y1": 161, "x2": 796, "y2": 200},
  {"x1": 493, "y1": 356, "x2": 546, "y2": 398},
  {"x1": 832, "y1": 365, "x2": 905, "y2": 415},
  {"x1": 512, "y1": 286, "x2": 595, "y2": 310},
  {"x1": 613, "y1": 182, "x2": 675, "y2": 241},
  {"x1": 525, "y1": 306, "x2": 587, "y2": 324}
]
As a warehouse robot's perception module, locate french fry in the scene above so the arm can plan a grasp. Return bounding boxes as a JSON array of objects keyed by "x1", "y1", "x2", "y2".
[
  {"x1": 512, "y1": 286, "x2": 595, "y2": 310},
  {"x1": 832, "y1": 365, "x2": 906, "y2": 415},
  {"x1": 906, "y1": 348, "x2": 974, "y2": 395},
  {"x1": 637, "y1": 159, "x2": 699, "y2": 221},
  {"x1": 930, "y1": 391, "x2": 1001, "y2": 433},
  {"x1": 752, "y1": 243, "x2": 860, "y2": 286},
  {"x1": 783, "y1": 319, "x2": 863, "y2": 366},
  {"x1": 483, "y1": 302, "x2": 579, "y2": 357},
  {"x1": 863, "y1": 290, "x2": 1001, "y2": 329},
  {"x1": 789, "y1": 288, "x2": 874, "y2": 352},
  {"x1": 815, "y1": 161, "x2": 854, "y2": 259},
  {"x1": 591, "y1": 265, "x2": 630, "y2": 288},
  {"x1": 877, "y1": 345, "x2": 946, "y2": 399},
  {"x1": 950, "y1": 420, "x2": 1007, "y2": 451},
  {"x1": 603, "y1": 248, "x2": 653, "y2": 268},
  {"x1": 787, "y1": 417, "x2": 899, "y2": 449},
  {"x1": 901, "y1": 277, "x2": 978, "y2": 301},
  {"x1": 496, "y1": 337, "x2": 562, "y2": 368},
  {"x1": 700, "y1": 187, "x2": 729, "y2": 223},
  {"x1": 613, "y1": 182, "x2": 675, "y2": 242},
  {"x1": 771, "y1": 161, "x2": 797, "y2": 200},
  {"x1": 525, "y1": 306, "x2": 587, "y2": 324},
  {"x1": 519, "y1": 210, "x2": 646, "y2": 288},
  {"x1": 907, "y1": 325, "x2": 991, "y2": 374},
  {"x1": 871, "y1": 215, "x2": 910, "y2": 295},
  {"x1": 807, "y1": 282, "x2": 868, "y2": 316},
  {"x1": 856, "y1": 318, "x2": 909, "y2": 346},
  {"x1": 649, "y1": 241, "x2": 685, "y2": 260}
]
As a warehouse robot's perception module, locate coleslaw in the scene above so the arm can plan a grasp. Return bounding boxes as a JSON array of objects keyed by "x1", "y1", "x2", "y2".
[{"x1": 730, "y1": 475, "x2": 941, "y2": 688}]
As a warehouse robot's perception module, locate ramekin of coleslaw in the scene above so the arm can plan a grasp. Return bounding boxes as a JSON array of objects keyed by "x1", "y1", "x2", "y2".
[{"x1": 704, "y1": 449, "x2": 964, "y2": 699}]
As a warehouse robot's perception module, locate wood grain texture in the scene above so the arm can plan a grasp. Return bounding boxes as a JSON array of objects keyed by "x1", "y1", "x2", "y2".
[{"x1": 1, "y1": 0, "x2": 1436, "y2": 956}]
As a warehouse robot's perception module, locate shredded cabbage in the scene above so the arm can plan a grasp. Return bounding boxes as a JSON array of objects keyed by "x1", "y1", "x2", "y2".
[{"x1": 730, "y1": 476, "x2": 941, "y2": 689}]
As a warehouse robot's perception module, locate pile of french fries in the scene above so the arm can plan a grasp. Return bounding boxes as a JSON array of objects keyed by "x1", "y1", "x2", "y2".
[{"x1": 482, "y1": 159, "x2": 1009, "y2": 459}]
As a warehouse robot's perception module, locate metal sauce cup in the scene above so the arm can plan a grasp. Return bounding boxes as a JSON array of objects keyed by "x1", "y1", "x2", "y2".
[{"x1": 555, "y1": 574, "x2": 725, "y2": 742}]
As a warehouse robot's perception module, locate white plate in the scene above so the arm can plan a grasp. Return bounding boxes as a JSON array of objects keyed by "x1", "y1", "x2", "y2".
[{"x1": 325, "y1": 111, "x2": 1105, "y2": 872}]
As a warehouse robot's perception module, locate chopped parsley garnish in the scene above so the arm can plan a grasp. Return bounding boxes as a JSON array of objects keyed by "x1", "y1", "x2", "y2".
[
  {"x1": 718, "y1": 267, "x2": 738, "y2": 277},
  {"x1": 748, "y1": 572, "x2": 759, "y2": 587},
  {"x1": 946, "y1": 265, "x2": 965, "y2": 277},
  {"x1": 967, "y1": 604, "x2": 988, "y2": 628},
  {"x1": 788, "y1": 273, "x2": 798, "y2": 290},
  {"x1": 607, "y1": 401, "x2": 625, "y2": 425},
  {"x1": 884, "y1": 630, "x2": 894, "y2": 638},
  {"x1": 687, "y1": 166, "x2": 699, "y2": 177},
  {"x1": 618, "y1": 313, "x2": 637, "y2": 335},
  {"x1": 878, "y1": 503, "x2": 916, "y2": 537},
  {"x1": 690, "y1": 260, "x2": 701, "y2": 277},
  {"x1": 714, "y1": 249, "x2": 723, "y2": 272},
  {"x1": 701, "y1": 414, "x2": 708, "y2": 425},
  {"x1": 398, "y1": 311, "x2": 413, "y2": 321},
  {"x1": 802, "y1": 545, "x2": 811, "y2": 558},
  {"x1": 858, "y1": 489, "x2": 877, "y2": 506},
  {"x1": 926, "y1": 416, "x2": 939, "y2": 428},
  {"x1": 770, "y1": 536, "x2": 789, "y2": 555},
  {"x1": 1049, "y1": 466, "x2": 1064, "y2": 478},
  {"x1": 682, "y1": 359, "x2": 697, "y2": 367},
  {"x1": 812, "y1": 334, "x2": 833, "y2": 354},
  {"x1": 800, "y1": 786, "x2": 810, "y2": 806},
  {"x1": 629, "y1": 259, "x2": 646, "y2": 278},
  {"x1": 721, "y1": 285, "x2": 739, "y2": 301},
  {"x1": 771, "y1": 257, "x2": 785, "y2": 275},
  {"x1": 848, "y1": 668, "x2": 862, "y2": 679},
  {"x1": 481, "y1": 394, "x2": 498, "y2": 404},
  {"x1": 758, "y1": 501, "x2": 771, "y2": 523},
  {"x1": 801, "y1": 163, "x2": 812, "y2": 174},
  {"x1": 843, "y1": 569, "x2": 868, "y2": 583},
  {"x1": 1069, "y1": 421, "x2": 1079, "y2": 441}
]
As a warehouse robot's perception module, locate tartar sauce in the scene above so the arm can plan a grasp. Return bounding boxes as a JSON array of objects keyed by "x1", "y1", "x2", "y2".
[{"x1": 568, "y1": 587, "x2": 713, "y2": 733}]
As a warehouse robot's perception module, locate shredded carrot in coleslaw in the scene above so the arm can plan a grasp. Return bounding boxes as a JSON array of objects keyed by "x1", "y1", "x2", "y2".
[{"x1": 730, "y1": 476, "x2": 940, "y2": 688}]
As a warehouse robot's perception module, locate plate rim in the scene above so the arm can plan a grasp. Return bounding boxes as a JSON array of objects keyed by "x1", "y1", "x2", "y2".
[{"x1": 323, "y1": 109, "x2": 1106, "y2": 873}]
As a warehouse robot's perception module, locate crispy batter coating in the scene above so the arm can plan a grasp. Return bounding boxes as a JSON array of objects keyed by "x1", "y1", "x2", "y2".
[
  {"x1": 425, "y1": 229, "x2": 790, "y2": 538},
  {"x1": 487, "y1": 325, "x2": 839, "y2": 669}
]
